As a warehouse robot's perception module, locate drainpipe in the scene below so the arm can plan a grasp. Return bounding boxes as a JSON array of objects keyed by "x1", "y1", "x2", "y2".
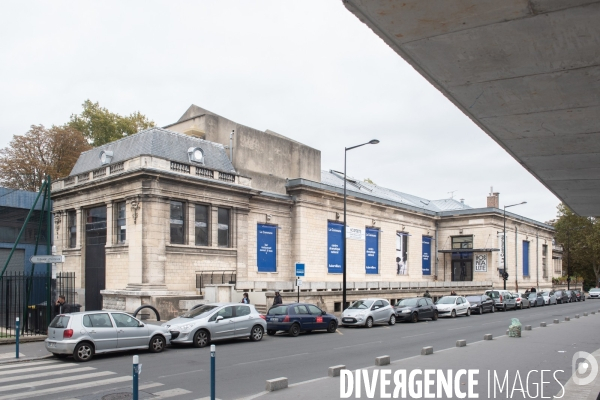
[
  {"x1": 434, "y1": 222, "x2": 438, "y2": 280},
  {"x1": 229, "y1": 130, "x2": 235, "y2": 165},
  {"x1": 515, "y1": 225, "x2": 518, "y2": 292},
  {"x1": 536, "y1": 232, "x2": 539, "y2": 290}
]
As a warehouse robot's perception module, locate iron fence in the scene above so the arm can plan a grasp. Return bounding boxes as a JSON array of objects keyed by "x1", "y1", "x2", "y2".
[{"x1": 0, "y1": 272, "x2": 76, "y2": 337}]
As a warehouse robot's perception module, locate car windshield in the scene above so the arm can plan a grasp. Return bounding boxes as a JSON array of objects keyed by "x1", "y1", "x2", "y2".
[
  {"x1": 466, "y1": 296, "x2": 481, "y2": 302},
  {"x1": 180, "y1": 305, "x2": 219, "y2": 318},
  {"x1": 348, "y1": 300, "x2": 373, "y2": 309},
  {"x1": 591, "y1": 288, "x2": 600, "y2": 292},
  {"x1": 540, "y1": 292, "x2": 550, "y2": 296},
  {"x1": 436, "y1": 297, "x2": 456, "y2": 304},
  {"x1": 49, "y1": 315, "x2": 70, "y2": 328},
  {"x1": 397, "y1": 298, "x2": 418, "y2": 307},
  {"x1": 528, "y1": 294, "x2": 537, "y2": 299},
  {"x1": 486, "y1": 291, "x2": 499, "y2": 299},
  {"x1": 267, "y1": 305, "x2": 288, "y2": 315}
]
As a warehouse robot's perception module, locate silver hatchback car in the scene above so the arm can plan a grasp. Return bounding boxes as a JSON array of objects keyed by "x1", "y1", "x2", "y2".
[
  {"x1": 45, "y1": 311, "x2": 171, "y2": 362},
  {"x1": 162, "y1": 303, "x2": 266, "y2": 347},
  {"x1": 340, "y1": 298, "x2": 396, "y2": 328}
]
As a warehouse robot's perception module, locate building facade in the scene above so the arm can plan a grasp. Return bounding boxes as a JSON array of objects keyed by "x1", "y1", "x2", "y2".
[{"x1": 51, "y1": 106, "x2": 559, "y2": 317}]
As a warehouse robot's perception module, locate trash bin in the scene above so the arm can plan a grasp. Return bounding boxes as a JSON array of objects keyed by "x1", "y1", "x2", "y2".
[{"x1": 27, "y1": 304, "x2": 47, "y2": 334}]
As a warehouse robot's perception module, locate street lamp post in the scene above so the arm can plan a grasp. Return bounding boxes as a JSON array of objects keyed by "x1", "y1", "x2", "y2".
[
  {"x1": 343, "y1": 139, "x2": 379, "y2": 310},
  {"x1": 503, "y1": 201, "x2": 527, "y2": 290}
]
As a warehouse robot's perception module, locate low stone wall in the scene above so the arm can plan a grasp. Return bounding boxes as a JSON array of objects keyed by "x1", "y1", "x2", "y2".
[{"x1": 101, "y1": 290, "x2": 206, "y2": 321}]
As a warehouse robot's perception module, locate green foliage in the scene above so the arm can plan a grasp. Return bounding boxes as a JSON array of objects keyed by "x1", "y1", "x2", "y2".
[
  {"x1": 69, "y1": 100, "x2": 155, "y2": 147},
  {"x1": 364, "y1": 178, "x2": 376, "y2": 185},
  {"x1": 554, "y1": 203, "x2": 600, "y2": 287}
]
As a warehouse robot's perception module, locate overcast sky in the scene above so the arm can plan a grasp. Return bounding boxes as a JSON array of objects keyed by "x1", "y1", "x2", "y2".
[{"x1": 0, "y1": 0, "x2": 560, "y2": 222}]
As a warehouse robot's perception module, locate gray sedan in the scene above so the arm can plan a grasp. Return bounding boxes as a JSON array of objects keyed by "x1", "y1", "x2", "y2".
[
  {"x1": 340, "y1": 298, "x2": 396, "y2": 328},
  {"x1": 45, "y1": 310, "x2": 171, "y2": 362},
  {"x1": 163, "y1": 303, "x2": 266, "y2": 347}
]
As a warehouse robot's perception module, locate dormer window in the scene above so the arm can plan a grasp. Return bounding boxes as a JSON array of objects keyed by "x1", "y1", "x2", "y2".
[
  {"x1": 188, "y1": 147, "x2": 204, "y2": 164},
  {"x1": 99, "y1": 150, "x2": 113, "y2": 165}
]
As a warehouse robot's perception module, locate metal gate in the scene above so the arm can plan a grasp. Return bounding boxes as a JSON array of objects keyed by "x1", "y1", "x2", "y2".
[{"x1": 85, "y1": 206, "x2": 106, "y2": 311}]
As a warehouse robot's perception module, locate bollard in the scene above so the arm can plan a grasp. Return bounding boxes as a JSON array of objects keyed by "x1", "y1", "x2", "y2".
[
  {"x1": 553, "y1": 319, "x2": 559, "y2": 324},
  {"x1": 421, "y1": 347, "x2": 433, "y2": 355},
  {"x1": 524, "y1": 325, "x2": 532, "y2": 331},
  {"x1": 506, "y1": 330, "x2": 509, "y2": 335},
  {"x1": 540, "y1": 322, "x2": 547, "y2": 327},
  {"x1": 132, "y1": 355, "x2": 139, "y2": 400},
  {"x1": 15, "y1": 317, "x2": 20, "y2": 359},
  {"x1": 565, "y1": 317, "x2": 570, "y2": 322},
  {"x1": 592, "y1": 311, "x2": 596, "y2": 315},
  {"x1": 376, "y1": 355, "x2": 391, "y2": 365},
  {"x1": 456, "y1": 340, "x2": 466, "y2": 347},
  {"x1": 328, "y1": 365, "x2": 346, "y2": 377},
  {"x1": 575, "y1": 314, "x2": 580, "y2": 318},
  {"x1": 584, "y1": 312, "x2": 588, "y2": 316},
  {"x1": 484, "y1": 334, "x2": 493, "y2": 340},
  {"x1": 211, "y1": 344, "x2": 216, "y2": 400}
]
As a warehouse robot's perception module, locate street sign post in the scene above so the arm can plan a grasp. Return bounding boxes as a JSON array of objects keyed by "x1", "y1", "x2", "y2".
[
  {"x1": 295, "y1": 263, "x2": 305, "y2": 277},
  {"x1": 29, "y1": 255, "x2": 65, "y2": 264}
]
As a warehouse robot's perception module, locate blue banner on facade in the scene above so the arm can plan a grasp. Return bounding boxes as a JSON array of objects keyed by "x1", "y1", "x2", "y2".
[
  {"x1": 327, "y1": 221, "x2": 344, "y2": 274},
  {"x1": 365, "y1": 228, "x2": 379, "y2": 274},
  {"x1": 257, "y1": 224, "x2": 277, "y2": 272},
  {"x1": 422, "y1": 236, "x2": 432, "y2": 276},
  {"x1": 523, "y1": 241, "x2": 530, "y2": 277}
]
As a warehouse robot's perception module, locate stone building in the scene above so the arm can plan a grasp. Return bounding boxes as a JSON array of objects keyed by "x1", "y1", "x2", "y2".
[{"x1": 51, "y1": 105, "x2": 559, "y2": 317}]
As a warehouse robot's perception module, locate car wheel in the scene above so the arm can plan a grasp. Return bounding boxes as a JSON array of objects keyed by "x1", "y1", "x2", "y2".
[
  {"x1": 388, "y1": 315, "x2": 396, "y2": 326},
  {"x1": 479, "y1": 306, "x2": 483, "y2": 314},
  {"x1": 266, "y1": 330, "x2": 276, "y2": 336},
  {"x1": 327, "y1": 320, "x2": 337, "y2": 333},
  {"x1": 432, "y1": 311, "x2": 438, "y2": 321},
  {"x1": 466, "y1": 308, "x2": 471, "y2": 317},
  {"x1": 250, "y1": 325, "x2": 264, "y2": 341},
  {"x1": 520, "y1": 303, "x2": 523, "y2": 310},
  {"x1": 503, "y1": 305, "x2": 507, "y2": 312},
  {"x1": 289, "y1": 323, "x2": 301, "y2": 337},
  {"x1": 491, "y1": 306, "x2": 495, "y2": 313},
  {"x1": 451, "y1": 310, "x2": 456, "y2": 318},
  {"x1": 193, "y1": 329, "x2": 210, "y2": 348},
  {"x1": 52, "y1": 353, "x2": 68, "y2": 359},
  {"x1": 73, "y1": 342, "x2": 94, "y2": 362},
  {"x1": 149, "y1": 335, "x2": 166, "y2": 353},
  {"x1": 411, "y1": 313, "x2": 418, "y2": 323},
  {"x1": 366, "y1": 317, "x2": 374, "y2": 328}
]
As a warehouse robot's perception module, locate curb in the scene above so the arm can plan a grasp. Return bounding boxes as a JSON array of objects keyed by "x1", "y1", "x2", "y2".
[
  {"x1": 0, "y1": 336, "x2": 47, "y2": 345},
  {"x1": 0, "y1": 354, "x2": 53, "y2": 364}
]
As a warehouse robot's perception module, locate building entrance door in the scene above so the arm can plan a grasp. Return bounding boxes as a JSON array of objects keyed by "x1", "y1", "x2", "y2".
[
  {"x1": 85, "y1": 206, "x2": 107, "y2": 310},
  {"x1": 452, "y1": 260, "x2": 473, "y2": 281}
]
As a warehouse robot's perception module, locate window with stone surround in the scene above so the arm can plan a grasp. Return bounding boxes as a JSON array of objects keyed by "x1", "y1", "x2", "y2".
[
  {"x1": 195, "y1": 204, "x2": 209, "y2": 246},
  {"x1": 217, "y1": 208, "x2": 230, "y2": 247},
  {"x1": 116, "y1": 202, "x2": 126, "y2": 244},
  {"x1": 68, "y1": 210, "x2": 76, "y2": 248},
  {"x1": 170, "y1": 201, "x2": 185, "y2": 244},
  {"x1": 452, "y1": 236, "x2": 473, "y2": 249},
  {"x1": 542, "y1": 244, "x2": 548, "y2": 278}
]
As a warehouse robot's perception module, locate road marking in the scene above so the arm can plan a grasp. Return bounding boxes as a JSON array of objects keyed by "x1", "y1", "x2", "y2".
[
  {"x1": 158, "y1": 369, "x2": 203, "y2": 379},
  {"x1": 334, "y1": 340, "x2": 382, "y2": 350},
  {"x1": 448, "y1": 325, "x2": 473, "y2": 331},
  {"x1": 0, "y1": 360, "x2": 55, "y2": 371},
  {"x1": 401, "y1": 332, "x2": 434, "y2": 339},
  {"x1": 0, "y1": 375, "x2": 131, "y2": 400},
  {"x1": 140, "y1": 382, "x2": 164, "y2": 390},
  {"x1": 0, "y1": 371, "x2": 116, "y2": 392},
  {"x1": 152, "y1": 388, "x2": 193, "y2": 398},
  {"x1": 0, "y1": 366, "x2": 96, "y2": 383},
  {"x1": 289, "y1": 376, "x2": 329, "y2": 387},
  {"x1": 0, "y1": 362, "x2": 81, "y2": 375},
  {"x1": 336, "y1": 329, "x2": 343, "y2": 335},
  {"x1": 481, "y1": 321, "x2": 504, "y2": 325},
  {"x1": 234, "y1": 352, "x2": 309, "y2": 366}
]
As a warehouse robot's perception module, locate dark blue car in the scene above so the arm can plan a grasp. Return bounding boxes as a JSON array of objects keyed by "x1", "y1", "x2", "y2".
[{"x1": 265, "y1": 303, "x2": 338, "y2": 337}]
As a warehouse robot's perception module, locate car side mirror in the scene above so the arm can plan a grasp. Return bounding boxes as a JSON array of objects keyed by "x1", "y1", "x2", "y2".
[
  {"x1": 321, "y1": 311, "x2": 326, "y2": 315},
  {"x1": 139, "y1": 323, "x2": 145, "y2": 327},
  {"x1": 216, "y1": 316, "x2": 223, "y2": 323}
]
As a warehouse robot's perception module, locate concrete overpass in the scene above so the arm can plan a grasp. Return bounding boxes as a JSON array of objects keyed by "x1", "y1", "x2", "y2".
[{"x1": 344, "y1": 0, "x2": 600, "y2": 216}]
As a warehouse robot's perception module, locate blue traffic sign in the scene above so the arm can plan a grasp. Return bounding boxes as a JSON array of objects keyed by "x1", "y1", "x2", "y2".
[{"x1": 295, "y1": 262, "x2": 305, "y2": 277}]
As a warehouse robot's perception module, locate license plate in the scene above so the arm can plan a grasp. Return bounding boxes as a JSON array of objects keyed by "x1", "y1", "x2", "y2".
[
  {"x1": 47, "y1": 342, "x2": 56, "y2": 348},
  {"x1": 271, "y1": 318, "x2": 278, "y2": 322},
  {"x1": 343, "y1": 318, "x2": 353, "y2": 322}
]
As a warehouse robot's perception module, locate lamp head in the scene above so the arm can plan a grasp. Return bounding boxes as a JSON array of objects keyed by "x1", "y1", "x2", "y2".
[{"x1": 369, "y1": 139, "x2": 380, "y2": 145}]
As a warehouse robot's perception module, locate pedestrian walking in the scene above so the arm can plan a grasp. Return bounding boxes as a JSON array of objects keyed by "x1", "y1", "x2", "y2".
[
  {"x1": 241, "y1": 292, "x2": 250, "y2": 304},
  {"x1": 273, "y1": 291, "x2": 282, "y2": 305}
]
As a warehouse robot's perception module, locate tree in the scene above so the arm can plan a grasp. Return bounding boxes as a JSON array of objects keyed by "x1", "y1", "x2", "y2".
[
  {"x1": 69, "y1": 100, "x2": 155, "y2": 146},
  {"x1": 0, "y1": 125, "x2": 91, "y2": 192},
  {"x1": 553, "y1": 204, "x2": 600, "y2": 288}
]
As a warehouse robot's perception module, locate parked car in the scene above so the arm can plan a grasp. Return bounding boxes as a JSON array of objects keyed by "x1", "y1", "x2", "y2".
[
  {"x1": 266, "y1": 303, "x2": 337, "y2": 336},
  {"x1": 528, "y1": 292, "x2": 545, "y2": 307},
  {"x1": 572, "y1": 289, "x2": 585, "y2": 302},
  {"x1": 589, "y1": 288, "x2": 600, "y2": 299},
  {"x1": 554, "y1": 290, "x2": 569, "y2": 304},
  {"x1": 393, "y1": 297, "x2": 438, "y2": 322},
  {"x1": 484, "y1": 290, "x2": 517, "y2": 311},
  {"x1": 45, "y1": 311, "x2": 171, "y2": 362},
  {"x1": 341, "y1": 298, "x2": 396, "y2": 327},
  {"x1": 435, "y1": 296, "x2": 471, "y2": 318},
  {"x1": 565, "y1": 290, "x2": 577, "y2": 303},
  {"x1": 512, "y1": 293, "x2": 531, "y2": 309},
  {"x1": 540, "y1": 291, "x2": 557, "y2": 305},
  {"x1": 163, "y1": 303, "x2": 266, "y2": 347},
  {"x1": 465, "y1": 295, "x2": 495, "y2": 314}
]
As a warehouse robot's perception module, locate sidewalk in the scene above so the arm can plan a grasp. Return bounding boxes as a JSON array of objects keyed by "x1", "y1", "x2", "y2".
[
  {"x1": 246, "y1": 312, "x2": 600, "y2": 400},
  {"x1": 0, "y1": 339, "x2": 51, "y2": 363}
]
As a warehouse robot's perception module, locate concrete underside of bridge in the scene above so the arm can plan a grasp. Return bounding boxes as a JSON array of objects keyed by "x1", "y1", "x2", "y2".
[{"x1": 344, "y1": 0, "x2": 600, "y2": 216}]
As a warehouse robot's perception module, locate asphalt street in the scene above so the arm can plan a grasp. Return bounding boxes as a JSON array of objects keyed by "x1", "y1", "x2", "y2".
[{"x1": 0, "y1": 300, "x2": 599, "y2": 399}]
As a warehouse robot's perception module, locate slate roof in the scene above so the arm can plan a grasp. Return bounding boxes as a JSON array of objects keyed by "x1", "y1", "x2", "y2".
[
  {"x1": 321, "y1": 170, "x2": 471, "y2": 213},
  {"x1": 69, "y1": 127, "x2": 235, "y2": 176}
]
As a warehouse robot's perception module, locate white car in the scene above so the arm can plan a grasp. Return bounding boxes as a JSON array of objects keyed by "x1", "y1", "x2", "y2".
[
  {"x1": 589, "y1": 288, "x2": 600, "y2": 299},
  {"x1": 341, "y1": 298, "x2": 396, "y2": 328},
  {"x1": 540, "y1": 291, "x2": 557, "y2": 305},
  {"x1": 435, "y1": 296, "x2": 471, "y2": 318}
]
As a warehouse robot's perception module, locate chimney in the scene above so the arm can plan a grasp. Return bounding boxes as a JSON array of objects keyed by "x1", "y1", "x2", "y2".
[{"x1": 486, "y1": 187, "x2": 499, "y2": 208}]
